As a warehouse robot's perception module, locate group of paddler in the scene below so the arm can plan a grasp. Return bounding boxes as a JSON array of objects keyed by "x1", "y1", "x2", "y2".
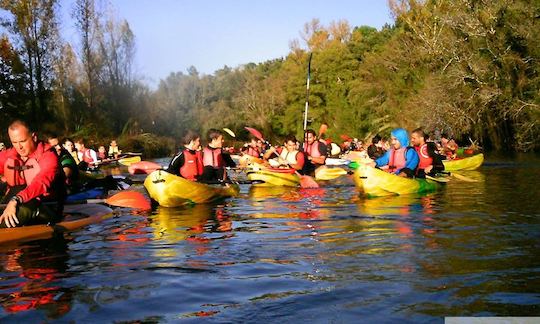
[{"x1": 0, "y1": 120, "x2": 136, "y2": 228}]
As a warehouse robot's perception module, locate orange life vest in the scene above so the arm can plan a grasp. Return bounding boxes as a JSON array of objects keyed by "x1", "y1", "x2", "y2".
[
  {"x1": 415, "y1": 144, "x2": 433, "y2": 170},
  {"x1": 4, "y1": 157, "x2": 41, "y2": 187},
  {"x1": 203, "y1": 147, "x2": 224, "y2": 168},
  {"x1": 387, "y1": 147, "x2": 407, "y2": 172},
  {"x1": 303, "y1": 141, "x2": 322, "y2": 158},
  {"x1": 179, "y1": 149, "x2": 203, "y2": 181},
  {"x1": 246, "y1": 147, "x2": 260, "y2": 158}
]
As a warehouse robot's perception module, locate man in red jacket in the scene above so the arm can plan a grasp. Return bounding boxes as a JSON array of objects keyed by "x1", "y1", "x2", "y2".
[{"x1": 0, "y1": 120, "x2": 66, "y2": 228}]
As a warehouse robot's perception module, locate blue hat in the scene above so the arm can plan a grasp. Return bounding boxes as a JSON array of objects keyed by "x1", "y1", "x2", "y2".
[{"x1": 390, "y1": 128, "x2": 409, "y2": 147}]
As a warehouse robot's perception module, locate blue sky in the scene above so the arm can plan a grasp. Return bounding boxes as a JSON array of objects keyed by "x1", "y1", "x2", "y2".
[{"x1": 60, "y1": 0, "x2": 392, "y2": 86}]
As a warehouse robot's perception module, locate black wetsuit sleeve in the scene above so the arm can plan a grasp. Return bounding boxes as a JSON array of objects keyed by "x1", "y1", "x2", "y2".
[
  {"x1": 222, "y1": 153, "x2": 236, "y2": 168},
  {"x1": 318, "y1": 142, "x2": 328, "y2": 156},
  {"x1": 168, "y1": 152, "x2": 184, "y2": 176}
]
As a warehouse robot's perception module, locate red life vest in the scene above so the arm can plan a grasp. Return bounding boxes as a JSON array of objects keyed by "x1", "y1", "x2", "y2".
[
  {"x1": 81, "y1": 148, "x2": 95, "y2": 164},
  {"x1": 303, "y1": 141, "x2": 322, "y2": 158},
  {"x1": 203, "y1": 147, "x2": 224, "y2": 168},
  {"x1": 4, "y1": 157, "x2": 41, "y2": 187},
  {"x1": 179, "y1": 149, "x2": 203, "y2": 181},
  {"x1": 387, "y1": 147, "x2": 407, "y2": 172},
  {"x1": 246, "y1": 147, "x2": 260, "y2": 158},
  {"x1": 415, "y1": 144, "x2": 433, "y2": 170}
]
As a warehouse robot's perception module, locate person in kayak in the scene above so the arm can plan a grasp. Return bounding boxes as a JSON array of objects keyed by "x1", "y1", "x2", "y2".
[
  {"x1": 74, "y1": 138, "x2": 98, "y2": 170},
  {"x1": 0, "y1": 120, "x2": 66, "y2": 228},
  {"x1": 47, "y1": 134, "x2": 80, "y2": 192},
  {"x1": 301, "y1": 129, "x2": 327, "y2": 176},
  {"x1": 367, "y1": 134, "x2": 385, "y2": 159},
  {"x1": 410, "y1": 128, "x2": 445, "y2": 178},
  {"x1": 200, "y1": 129, "x2": 236, "y2": 183},
  {"x1": 245, "y1": 137, "x2": 262, "y2": 158},
  {"x1": 168, "y1": 130, "x2": 204, "y2": 181},
  {"x1": 108, "y1": 139, "x2": 121, "y2": 159},
  {"x1": 63, "y1": 138, "x2": 80, "y2": 165},
  {"x1": 263, "y1": 135, "x2": 305, "y2": 172},
  {"x1": 440, "y1": 133, "x2": 459, "y2": 160},
  {"x1": 369, "y1": 128, "x2": 419, "y2": 178}
]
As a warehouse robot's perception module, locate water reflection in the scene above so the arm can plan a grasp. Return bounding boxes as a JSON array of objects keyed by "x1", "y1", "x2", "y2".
[{"x1": 0, "y1": 240, "x2": 73, "y2": 318}]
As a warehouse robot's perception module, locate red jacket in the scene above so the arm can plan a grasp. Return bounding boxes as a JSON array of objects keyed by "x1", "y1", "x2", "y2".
[{"x1": 0, "y1": 142, "x2": 61, "y2": 203}]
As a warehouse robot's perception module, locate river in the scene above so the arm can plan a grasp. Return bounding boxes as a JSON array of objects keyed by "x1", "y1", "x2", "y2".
[{"x1": 0, "y1": 154, "x2": 539, "y2": 322}]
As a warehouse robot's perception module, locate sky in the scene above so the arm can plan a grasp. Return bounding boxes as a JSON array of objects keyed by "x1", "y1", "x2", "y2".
[{"x1": 60, "y1": 0, "x2": 393, "y2": 86}]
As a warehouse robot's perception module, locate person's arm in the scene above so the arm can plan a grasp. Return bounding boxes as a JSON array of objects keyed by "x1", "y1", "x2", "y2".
[
  {"x1": 17, "y1": 151, "x2": 59, "y2": 203},
  {"x1": 292, "y1": 152, "x2": 305, "y2": 170},
  {"x1": 167, "y1": 152, "x2": 184, "y2": 176},
  {"x1": 374, "y1": 151, "x2": 389, "y2": 168},
  {"x1": 222, "y1": 152, "x2": 236, "y2": 168},
  {"x1": 263, "y1": 146, "x2": 277, "y2": 160}
]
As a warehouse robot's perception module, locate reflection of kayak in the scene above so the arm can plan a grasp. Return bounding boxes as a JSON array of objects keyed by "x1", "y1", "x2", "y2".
[
  {"x1": 144, "y1": 170, "x2": 240, "y2": 207},
  {"x1": 443, "y1": 153, "x2": 484, "y2": 171},
  {"x1": 128, "y1": 161, "x2": 162, "y2": 175},
  {"x1": 247, "y1": 168, "x2": 300, "y2": 187},
  {"x1": 151, "y1": 204, "x2": 213, "y2": 245},
  {"x1": 354, "y1": 164, "x2": 439, "y2": 197},
  {"x1": 0, "y1": 204, "x2": 113, "y2": 245}
]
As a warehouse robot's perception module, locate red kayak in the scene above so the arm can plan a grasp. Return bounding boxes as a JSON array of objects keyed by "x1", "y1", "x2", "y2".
[{"x1": 128, "y1": 161, "x2": 162, "y2": 175}]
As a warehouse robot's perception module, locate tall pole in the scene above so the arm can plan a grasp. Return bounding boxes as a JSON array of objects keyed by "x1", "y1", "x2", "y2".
[{"x1": 303, "y1": 53, "x2": 313, "y2": 132}]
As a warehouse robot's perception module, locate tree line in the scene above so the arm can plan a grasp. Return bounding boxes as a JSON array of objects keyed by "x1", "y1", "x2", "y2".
[{"x1": 0, "y1": 0, "x2": 538, "y2": 154}]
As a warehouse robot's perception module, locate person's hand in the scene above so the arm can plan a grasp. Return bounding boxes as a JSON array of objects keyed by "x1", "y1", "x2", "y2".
[
  {"x1": 425, "y1": 165, "x2": 433, "y2": 174},
  {"x1": 0, "y1": 200, "x2": 19, "y2": 228}
]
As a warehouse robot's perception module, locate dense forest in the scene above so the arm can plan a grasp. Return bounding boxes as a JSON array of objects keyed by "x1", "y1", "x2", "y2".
[{"x1": 0, "y1": 0, "x2": 538, "y2": 154}]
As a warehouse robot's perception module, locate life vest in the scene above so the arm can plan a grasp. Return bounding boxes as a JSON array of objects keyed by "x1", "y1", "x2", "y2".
[
  {"x1": 203, "y1": 146, "x2": 224, "y2": 168},
  {"x1": 246, "y1": 147, "x2": 260, "y2": 158},
  {"x1": 80, "y1": 148, "x2": 95, "y2": 164},
  {"x1": 387, "y1": 147, "x2": 407, "y2": 172},
  {"x1": 303, "y1": 141, "x2": 322, "y2": 158},
  {"x1": 279, "y1": 149, "x2": 299, "y2": 165},
  {"x1": 179, "y1": 149, "x2": 203, "y2": 181},
  {"x1": 4, "y1": 157, "x2": 41, "y2": 187},
  {"x1": 415, "y1": 144, "x2": 433, "y2": 170}
]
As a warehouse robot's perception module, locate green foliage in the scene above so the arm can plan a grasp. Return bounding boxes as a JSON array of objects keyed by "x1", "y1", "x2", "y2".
[{"x1": 118, "y1": 133, "x2": 175, "y2": 158}]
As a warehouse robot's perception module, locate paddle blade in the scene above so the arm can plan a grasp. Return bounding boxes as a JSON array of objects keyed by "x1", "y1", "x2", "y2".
[
  {"x1": 315, "y1": 166, "x2": 348, "y2": 180},
  {"x1": 245, "y1": 127, "x2": 264, "y2": 141},
  {"x1": 318, "y1": 123, "x2": 328, "y2": 137},
  {"x1": 299, "y1": 175, "x2": 319, "y2": 188},
  {"x1": 223, "y1": 128, "x2": 236, "y2": 138},
  {"x1": 452, "y1": 172, "x2": 479, "y2": 182},
  {"x1": 105, "y1": 191, "x2": 151, "y2": 210}
]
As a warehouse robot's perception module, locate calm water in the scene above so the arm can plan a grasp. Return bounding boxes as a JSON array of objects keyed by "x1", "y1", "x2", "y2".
[{"x1": 0, "y1": 154, "x2": 539, "y2": 322}]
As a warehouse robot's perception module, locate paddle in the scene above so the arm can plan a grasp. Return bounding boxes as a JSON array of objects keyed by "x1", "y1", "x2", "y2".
[
  {"x1": 1, "y1": 191, "x2": 151, "y2": 210},
  {"x1": 223, "y1": 128, "x2": 236, "y2": 138},
  {"x1": 244, "y1": 126, "x2": 319, "y2": 188},
  {"x1": 440, "y1": 171, "x2": 479, "y2": 182}
]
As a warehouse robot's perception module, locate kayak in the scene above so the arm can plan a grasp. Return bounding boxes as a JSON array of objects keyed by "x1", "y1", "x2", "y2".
[
  {"x1": 325, "y1": 158, "x2": 350, "y2": 166},
  {"x1": 0, "y1": 204, "x2": 113, "y2": 245},
  {"x1": 119, "y1": 155, "x2": 142, "y2": 166},
  {"x1": 144, "y1": 170, "x2": 240, "y2": 207},
  {"x1": 354, "y1": 164, "x2": 439, "y2": 197},
  {"x1": 128, "y1": 161, "x2": 162, "y2": 175},
  {"x1": 443, "y1": 153, "x2": 484, "y2": 171},
  {"x1": 247, "y1": 168, "x2": 300, "y2": 187}
]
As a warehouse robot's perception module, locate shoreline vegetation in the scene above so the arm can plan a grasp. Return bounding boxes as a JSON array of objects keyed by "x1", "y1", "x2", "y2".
[{"x1": 0, "y1": 0, "x2": 538, "y2": 156}]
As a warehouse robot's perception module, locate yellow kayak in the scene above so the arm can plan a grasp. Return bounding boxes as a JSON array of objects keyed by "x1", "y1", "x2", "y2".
[
  {"x1": 354, "y1": 164, "x2": 439, "y2": 197},
  {"x1": 144, "y1": 170, "x2": 239, "y2": 207},
  {"x1": 443, "y1": 153, "x2": 484, "y2": 171},
  {"x1": 247, "y1": 168, "x2": 300, "y2": 187},
  {"x1": 119, "y1": 155, "x2": 142, "y2": 166}
]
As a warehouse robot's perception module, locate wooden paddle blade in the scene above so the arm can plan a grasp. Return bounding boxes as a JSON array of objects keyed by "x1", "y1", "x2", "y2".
[
  {"x1": 244, "y1": 127, "x2": 264, "y2": 141},
  {"x1": 451, "y1": 172, "x2": 479, "y2": 182},
  {"x1": 223, "y1": 128, "x2": 236, "y2": 138},
  {"x1": 105, "y1": 191, "x2": 151, "y2": 210},
  {"x1": 299, "y1": 175, "x2": 319, "y2": 188},
  {"x1": 318, "y1": 123, "x2": 328, "y2": 137}
]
